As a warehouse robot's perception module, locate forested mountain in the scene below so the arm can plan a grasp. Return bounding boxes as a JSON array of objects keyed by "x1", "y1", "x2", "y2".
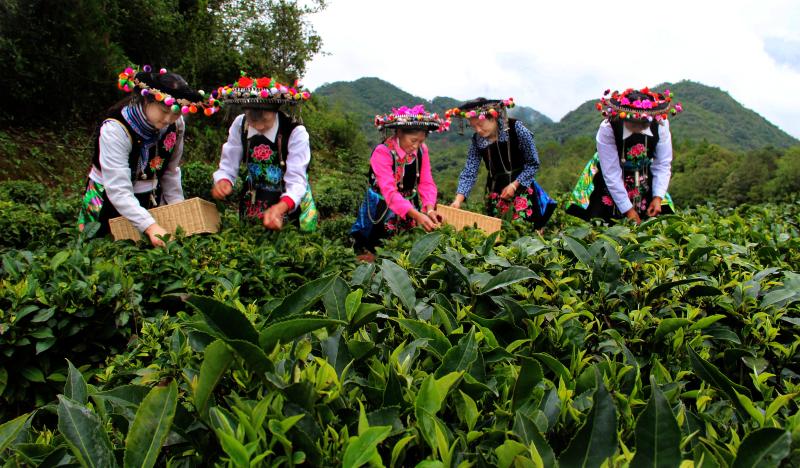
[
  {"x1": 536, "y1": 81, "x2": 798, "y2": 149},
  {"x1": 314, "y1": 77, "x2": 800, "y2": 205},
  {"x1": 316, "y1": 78, "x2": 798, "y2": 150}
]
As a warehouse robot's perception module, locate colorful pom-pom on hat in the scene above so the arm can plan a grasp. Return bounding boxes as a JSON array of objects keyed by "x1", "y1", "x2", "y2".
[
  {"x1": 374, "y1": 105, "x2": 450, "y2": 132},
  {"x1": 598, "y1": 87, "x2": 683, "y2": 122},
  {"x1": 117, "y1": 65, "x2": 214, "y2": 115}
]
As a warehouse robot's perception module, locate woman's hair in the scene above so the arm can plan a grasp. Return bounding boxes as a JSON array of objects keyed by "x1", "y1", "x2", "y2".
[
  {"x1": 105, "y1": 92, "x2": 156, "y2": 115},
  {"x1": 396, "y1": 128, "x2": 428, "y2": 136},
  {"x1": 244, "y1": 108, "x2": 274, "y2": 122}
]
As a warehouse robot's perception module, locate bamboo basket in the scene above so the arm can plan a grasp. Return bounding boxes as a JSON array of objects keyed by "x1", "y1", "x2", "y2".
[
  {"x1": 436, "y1": 205, "x2": 502, "y2": 234},
  {"x1": 109, "y1": 197, "x2": 221, "y2": 241}
]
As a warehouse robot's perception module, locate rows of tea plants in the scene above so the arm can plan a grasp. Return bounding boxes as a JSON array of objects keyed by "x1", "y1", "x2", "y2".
[{"x1": 1, "y1": 196, "x2": 799, "y2": 467}]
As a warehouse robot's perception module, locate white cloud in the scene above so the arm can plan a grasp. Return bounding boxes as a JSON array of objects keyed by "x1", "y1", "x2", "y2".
[{"x1": 304, "y1": 0, "x2": 800, "y2": 138}]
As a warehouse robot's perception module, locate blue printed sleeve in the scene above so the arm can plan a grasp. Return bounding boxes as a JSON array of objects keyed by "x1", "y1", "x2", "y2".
[
  {"x1": 514, "y1": 120, "x2": 540, "y2": 187},
  {"x1": 456, "y1": 141, "x2": 482, "y2": 199}
]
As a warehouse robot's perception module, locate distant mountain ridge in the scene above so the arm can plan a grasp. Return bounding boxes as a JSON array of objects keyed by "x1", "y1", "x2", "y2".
[{"x1": 315, "y1": 78, "x2": 798, "y2": 150}]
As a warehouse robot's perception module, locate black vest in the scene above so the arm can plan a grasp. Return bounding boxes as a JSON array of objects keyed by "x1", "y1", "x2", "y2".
[
  {"x1": 367, "y1": 144, "x2": 421, "y2": 198},
  {"x1": 241, "y1": 112, "x2": 300, "y2": 176},
  {"x1": 92, "y1": 108, "x2": 178, "y2": 183},
  {"x1": 610, "y1": 120, "x2": 660, "y2": 164},
  {"x1": 474, "y1": 118, "x2": 526, "y2": 192}
]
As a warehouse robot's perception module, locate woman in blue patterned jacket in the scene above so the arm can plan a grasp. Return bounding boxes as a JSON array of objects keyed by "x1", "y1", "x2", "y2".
[{"x1": 447, "y1": 97, "x2": 555, "y2": 228}]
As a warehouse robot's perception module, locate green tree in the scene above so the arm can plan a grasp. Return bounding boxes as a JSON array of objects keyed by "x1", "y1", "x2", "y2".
[{"x1": 226, "y1": 0, "x2": 326, "y2": 81}]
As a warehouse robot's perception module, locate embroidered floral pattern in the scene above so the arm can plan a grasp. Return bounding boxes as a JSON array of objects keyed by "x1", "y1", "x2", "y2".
[
  {"x1": 149, "y1": 156, "x2": 164, "y2": 171},
  {"x1": 163, "y1": 131, "x2": 177, "y2": 151},
  {"x1": 486, "y1": 186, "x2": 540, "y2": 222},
  {"x1": 264, "y1": 165, "x2": 283, "y2": 185},
  {"x1": 244, "y1": 138, "x2": 283, "y2": 192},
  {"x1": 626, "y1": 143, "x2": 647, "y2": 164},
  {"x1": 252, "y1": 144, "x2": 272, "y2": 161},
  {"x1": 77, "y1": 180, "x2": 105, "y2": 231}
]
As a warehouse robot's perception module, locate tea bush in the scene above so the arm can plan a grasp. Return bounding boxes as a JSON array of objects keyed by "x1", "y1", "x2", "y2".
[{"x1": 0, "y1": 193, "x2": 798, "y2": 467}]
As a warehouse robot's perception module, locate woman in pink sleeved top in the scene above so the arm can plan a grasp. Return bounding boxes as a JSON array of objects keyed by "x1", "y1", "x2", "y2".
[{"x1": 351, "y1": 105, "x2": 449, "y2": 258}]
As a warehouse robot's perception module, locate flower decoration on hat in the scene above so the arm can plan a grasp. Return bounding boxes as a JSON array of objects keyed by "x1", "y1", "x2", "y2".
[
  {"x1": 374, "y1": 104, "x2": 450, "y2": 132},
  {"x1": 117, "y1": 65, "x2": 215, "y2": 116},
  {"x1": 597, "y1": 87, "x2": 683, "y2": 122},
  {"x1": 214, "y1": 72, "x2": 312, "y2": 109},
  {"x1": 445, "y1": 98, "x2": 515, "y2": 120}
]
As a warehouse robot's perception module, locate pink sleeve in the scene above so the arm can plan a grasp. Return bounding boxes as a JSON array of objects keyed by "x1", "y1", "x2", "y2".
[
  {"x1": 370, "y1": 145, "x2": 415, "y2": 218},
  {"x1": 418, "y1": 144, "x2": 438, "y2": 211}
]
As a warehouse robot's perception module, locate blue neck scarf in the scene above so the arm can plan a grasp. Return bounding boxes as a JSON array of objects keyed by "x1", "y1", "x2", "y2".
[{"x1": 121, "y1": 102, "x2": 161, "y2": 178}]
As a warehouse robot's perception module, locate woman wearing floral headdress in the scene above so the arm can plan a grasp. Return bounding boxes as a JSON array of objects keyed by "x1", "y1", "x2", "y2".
[
  {"x1": 350, "y1": 105, "x2": 447, "y2": 258},
  {"x1": 77, "y1": 66, "x2": 209, "y2": 246},
  {"x1": 565, "y1": 87, "x2": 682, "y2": 223},
  {"x1": 210, "y1": 74, "x2": 316, "y2": 232},
  {"x1": 447, "y1": 98, "x2": 556, "y2": 228}
]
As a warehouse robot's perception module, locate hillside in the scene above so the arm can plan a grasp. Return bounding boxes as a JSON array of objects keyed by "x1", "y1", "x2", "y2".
[
  {"x1": 315, "y1": 77, "x2": 551, "y2": 133},
  {"x1": 314, "y1": 78, "x2": 555, "y2": 197},
  {"x1": 315, "y1": 79, "x2": 797, "y2": 150},
  {"x1": 539, "y1": 81, "x2": 798, "y2": 149}
]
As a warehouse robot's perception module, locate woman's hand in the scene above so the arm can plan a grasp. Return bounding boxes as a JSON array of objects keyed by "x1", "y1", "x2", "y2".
[
  {"x1": 144, "y1": 223, "x2": 168, "y2": 247},
  {"x1": 500, "y1": 181, "x2": 519, "y2": 200},
  {"x1": 646, "y1": 197, "x2": 663, "y2": 218},
  {"x1": 450, "y1": 194, "x2": 465, "y2": 209},
  {"x1": 624, "y1": 208, "x2": 642, "y2": 225},
  {"x1": 263, "y1": 201, "x2": 289, "y2": 230},
  {"x1": 211, "y1": 179, "x2": 233, "y2": 200},
  {"x1": 409, "y1": 209, "x2": 439, "y2": 232},
  {"x1": 427, "y1": 209, "x2": 444, "y2": 226}
]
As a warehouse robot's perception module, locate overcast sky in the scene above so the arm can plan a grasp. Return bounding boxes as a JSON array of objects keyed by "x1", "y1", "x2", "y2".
[{"x1": 304, "y1": 0, "x2": 800, "y2": 138}]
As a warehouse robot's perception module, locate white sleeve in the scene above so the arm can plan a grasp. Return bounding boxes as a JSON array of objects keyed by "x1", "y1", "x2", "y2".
[
  {"x1": 596, "y1": 121, "x2": 633, "y2": 213},
  {"x1": 99, "y1": 120, "x2": 156, "y2": 232},
  {"x1": 213, "y1": 114, "x2": 245, "y2": 185},
  {"x1": 281, "y1": 125, "x2": 311, "y2": 211},
  {"x1": 650, "y1": 120, "x2": 673, "y2": 198},
  {"x1": 161, "y1": 117, "x2": 185, "y2": 204}
]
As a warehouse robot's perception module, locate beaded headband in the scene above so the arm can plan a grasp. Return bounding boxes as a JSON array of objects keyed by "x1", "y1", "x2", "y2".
[
  {"x1": 445, "y1": 98, "x2": 515, "y2": 120},
  {"x1": 117, "y1": 66, "x2": 214, "y2": 116}
]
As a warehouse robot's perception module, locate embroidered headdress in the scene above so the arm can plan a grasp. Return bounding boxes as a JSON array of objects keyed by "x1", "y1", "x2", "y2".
[
  {"x1": 445, "y1": 97, "x2": 515, "y2": 120},
  {"x1": 597, "y1": 87, "x2": 683, "y2": 122},
  {"x1": 117, "y1": 65, "x2": 212, "y2": 115},
  {"x1": 215, "y1": 73, "x2": 311, "y2": 111},
  {"x1": 374, "y1": 105, "x2": 449, "y2": 132},
  {"x1": 445, "y1": 97, "x2": 515, "y2": 134}
]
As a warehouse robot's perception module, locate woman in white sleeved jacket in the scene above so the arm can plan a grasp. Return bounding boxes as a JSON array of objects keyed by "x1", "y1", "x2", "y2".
[
  {"x1": 210, "y1": 75, "x2": 316, "y2": 231},
  {"x1": 77, "y1": 66, "x2": 208, "y2": 246},
  {"x1": 566, "y1": 87, "x2": 683, "y2": 224}
]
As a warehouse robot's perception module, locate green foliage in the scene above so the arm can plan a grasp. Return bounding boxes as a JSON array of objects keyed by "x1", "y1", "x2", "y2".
[
  {"x1": 314, "y1": 78, "x2": 799, "y2": 209},
  {"x1": 0, "y1": 180, "x2": 48, "y2": 205},
  {"x1": 237, "y1": 0, "x2": 325, "y2": 81},
  {"x1": 0, "y1": 201, "x2": 61, "y2": 249},
  {"x1": 1, "y1": 194, "x2": 799, "y2": 466},
  {"x1": 123, "y1": 381, "x2": 178, "y2": 468},
  {"x1": 0, "y1": 0, "x2": 326, "y2": 125},
  {"x1": 180, "y1": 160, "x2": 216, "y2": 200}
]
